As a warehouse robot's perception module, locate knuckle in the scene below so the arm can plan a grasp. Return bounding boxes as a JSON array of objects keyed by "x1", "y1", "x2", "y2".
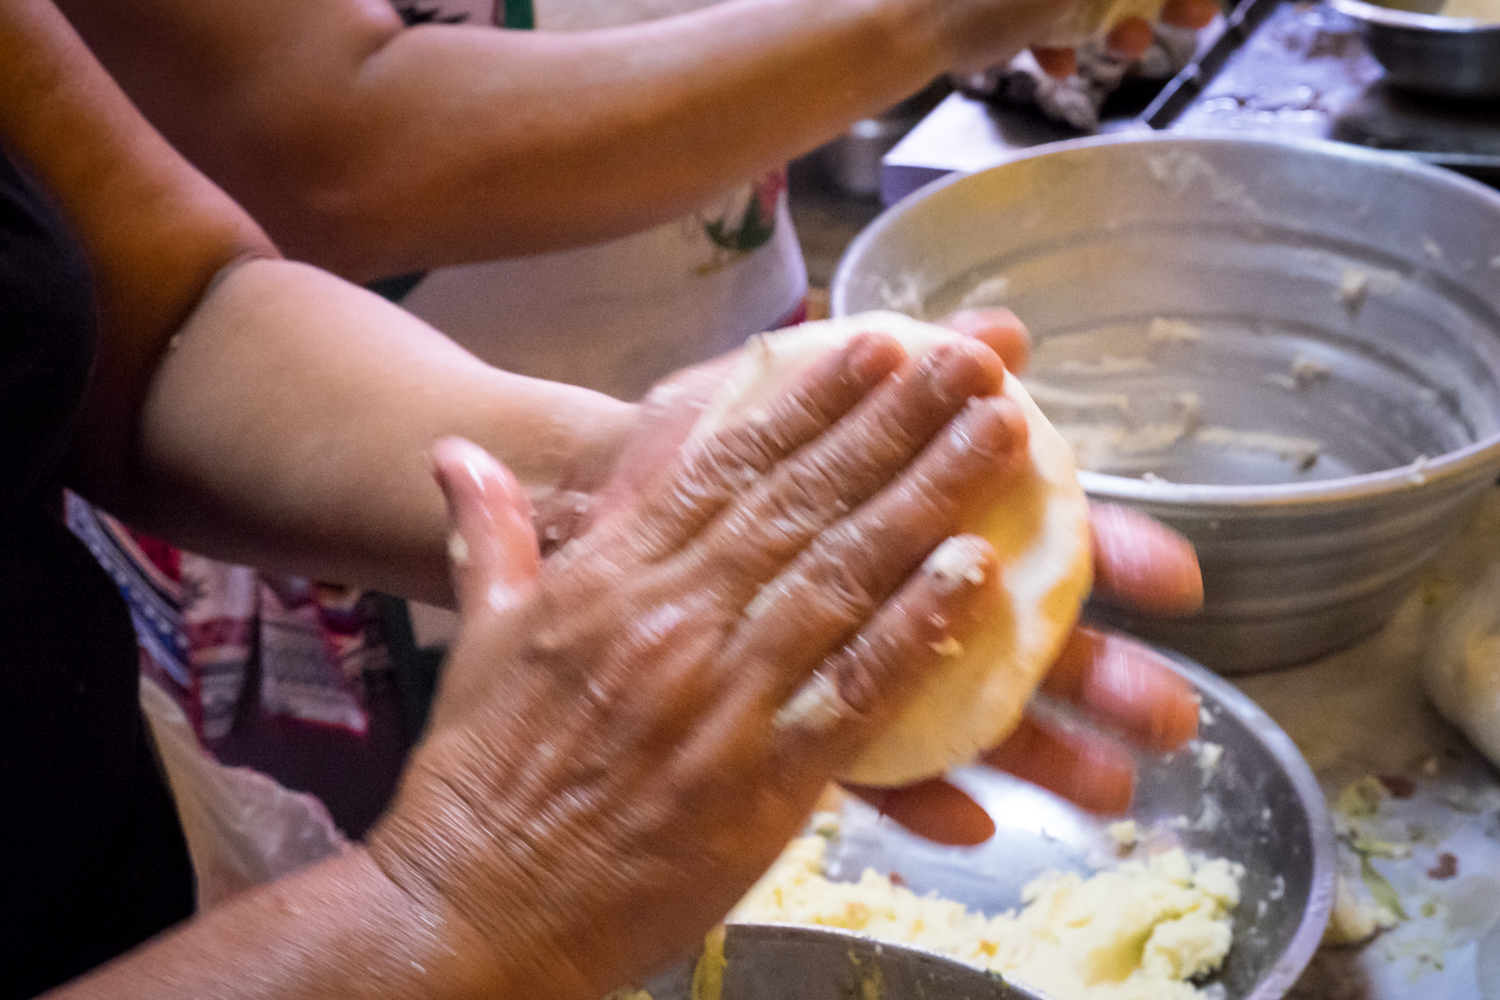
[
  {"x1": 757, "y1": 485, "x2": 828, "y2": 546},
  {"x1": 868, "y1": 402, "x2": 919, "y2": 453},
  {"x1": 773, "y1": 386, "x2": 838, "y2": 441},
  {"x1": 782, "y1": 454, "x2": 854, "y2": 515},
  {"x1": 830, "y1": 634, "x2": 898, "y2": 718},
  {"x1": 703, "y1": 422, "x2": 781, "y2": 487},
  {"x1": 801, "y1": 555, "x2": 876, "y2": 632}
]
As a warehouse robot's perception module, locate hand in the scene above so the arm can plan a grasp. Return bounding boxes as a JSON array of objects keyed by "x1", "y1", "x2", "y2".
[
  {"x1": 846, "y1": 504, "x2": 1203, "y2": 845},
  {"x1": 578, "y1": 310, "x2": 1203, "y2": 846},
  {"x1": 1031, "y1": 0, "x2": 1222, "y2": 77},
  {"x1": 368, "y1": 334, "x2": 1027, "y2": 999},
  {"x1": 845, "y1": 313, "x2": 1204, "y2": 845}
]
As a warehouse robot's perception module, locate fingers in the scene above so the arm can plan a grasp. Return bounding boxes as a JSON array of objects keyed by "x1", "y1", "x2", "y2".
[
  {"x1": 769, "y1": 536, "x2": 999, "y2": 774},
  {"x1": 1039, "y1": 627, "x2": 1199, "y2": 752},
  {"x1": 1090, "y1": 503, "x2": 1203, "y2": 614},
  {"x1": 626, "y1": 333, "x2": 906, "y2": 559},
  {"x1": 936, "y1": 308, "x2": 1031, "y2": 374},
  {"x1": 1160, "y1": 0, "x2": 1220, "y2": 29},
  {"x1": 431, "y1": 437, "x2": 541, "y2": 617},
  {"x1": 1106, "y1": 16, "x2": 1156, "y2": 59},
  {"x1": 1031, "y1": 47, "x2": 1077, "y2": 78},
  {"x1": 729, "y1": 400, "x2": 1027, "y2": 680},
  {"x1": 980, "y1": 713, "x2": 1136, "y2": 815},
  {"x1": 699, "y1": 340, "x2": 1007, "y2": 590},
  {"x1": 845, "y1": 780, "x2": 997, "y2": 847}
]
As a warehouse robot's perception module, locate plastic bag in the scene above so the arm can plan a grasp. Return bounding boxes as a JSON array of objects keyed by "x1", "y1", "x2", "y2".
[{"x1": 140, "y1": 676, "x2": 349, "y2": 911}]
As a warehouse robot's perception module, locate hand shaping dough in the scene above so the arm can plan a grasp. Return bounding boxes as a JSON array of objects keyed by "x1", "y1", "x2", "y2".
[
  {"x1": 692, "y1": 312, "x2": 1093, "y2": 786},
  {"x1": 1042, "y1": 0, "x2": 1168, "y2": 46}
]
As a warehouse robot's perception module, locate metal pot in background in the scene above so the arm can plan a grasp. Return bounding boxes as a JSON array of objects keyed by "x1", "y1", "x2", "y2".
[{"x1": 1329, "y1": 0, "x2": 1500, "y2": 100}]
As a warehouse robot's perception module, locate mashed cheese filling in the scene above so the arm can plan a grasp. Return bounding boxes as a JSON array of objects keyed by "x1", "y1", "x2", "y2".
[{"x1": 731, "y1": 832, "x2": 1244, "y2": 1000}]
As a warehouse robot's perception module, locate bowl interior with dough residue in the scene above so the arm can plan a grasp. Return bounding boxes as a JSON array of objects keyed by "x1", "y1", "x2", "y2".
[{"x1": 832, "y1": 133, "x2": 1500, "y2": 672}]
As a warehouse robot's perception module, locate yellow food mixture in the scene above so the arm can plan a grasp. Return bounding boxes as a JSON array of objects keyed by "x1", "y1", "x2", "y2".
[{"x1": 731, "y1": 833, "x2": 1244, "y2": 1000}]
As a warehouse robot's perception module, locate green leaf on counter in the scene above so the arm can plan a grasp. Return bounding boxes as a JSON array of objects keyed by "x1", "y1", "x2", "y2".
[
  {"x1": 1360, "y1": 855, "x2": 1408, "y2": 922},
  {"x1": 1335, "y1": 776, "x2": 1385, "y2": 819},
  {"x1": 1350, "y1": 835, "x2": 1411, "y2": 860}
]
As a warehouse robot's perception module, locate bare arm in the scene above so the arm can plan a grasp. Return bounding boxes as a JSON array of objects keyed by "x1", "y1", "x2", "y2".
[
  {"x1": 1, "y1": 0, "x2": 631, "y2": 604},
  {"x1": 135, "y1": 258, "x2": 633, "y2": 602},
  {"x1": 55, "y1": 0, "x2": 1063, "y2": 282}
]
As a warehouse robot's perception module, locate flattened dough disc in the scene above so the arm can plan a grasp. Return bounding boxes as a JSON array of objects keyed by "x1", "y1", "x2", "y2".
[{"x1": 692, "y1": 312, "x2": 1093, "y2": 786}]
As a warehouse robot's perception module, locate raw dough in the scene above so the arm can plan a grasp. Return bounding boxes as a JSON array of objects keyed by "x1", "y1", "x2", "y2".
[
  {"x1": 692, "y1": 311, "x2": 1092, "y2": 786},
  {"x1": 1423, "y1": 563, "x2": 1500, "y2": 769}
]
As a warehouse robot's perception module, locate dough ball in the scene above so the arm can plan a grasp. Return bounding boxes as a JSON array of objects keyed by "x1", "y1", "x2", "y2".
[
  {"x1": 1423, "y1": 563, "x2": 1500, "y2": 769},
  {"x1": 692, "y1": 311, "x2": 1093, "y2": 786}
]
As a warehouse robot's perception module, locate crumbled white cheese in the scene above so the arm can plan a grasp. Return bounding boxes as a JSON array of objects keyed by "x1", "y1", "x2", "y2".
[
  {"x1": 734, "y1": 835, "x2": 1244, "y2": 1000},
  {"x1": 922, "y1": 536, "x2": 989, "y2": 588},
  {"x1": 929, "y1": 637, "x2": 966, "y2": 658}
]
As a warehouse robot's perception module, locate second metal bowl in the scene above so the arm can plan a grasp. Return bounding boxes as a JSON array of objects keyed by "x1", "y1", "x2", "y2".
[
  {"x1": 1330, "y1": 0, "x2": 1500, "y2": 100},
  {"x1": 642, "y1": 652, "x2": 1335, "y2": 1000}
]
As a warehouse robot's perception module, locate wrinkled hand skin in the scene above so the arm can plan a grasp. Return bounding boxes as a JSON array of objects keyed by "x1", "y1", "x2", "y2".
[
  {"x1": 367, "y1": 334, "x2": 1027, "y2": 1000},
  {"x1": 553, "y1": 311, "x2": 1204, "y2": 847}
]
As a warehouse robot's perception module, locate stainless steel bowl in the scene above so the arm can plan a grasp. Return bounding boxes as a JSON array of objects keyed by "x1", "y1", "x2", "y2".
[
  {"x1": 832, "y1": 133, "x2": 1500, "y2": 672},
  {"x1": 1329, "y1": 0, "x2": 1500, "y2": 100},
  {"x1": 644, "y1": 653, "x2": 1336, "y2": 1000}
]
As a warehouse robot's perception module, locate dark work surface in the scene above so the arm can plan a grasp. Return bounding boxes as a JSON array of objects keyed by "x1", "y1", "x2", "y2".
[{"x1": 1166, "y1": 2, "x2": 1500, "y2": 187}]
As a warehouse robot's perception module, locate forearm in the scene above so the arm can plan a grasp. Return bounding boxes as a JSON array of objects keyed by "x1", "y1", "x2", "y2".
[
  {"x1": 45, "y1": 849, "x2": 543, "y2": 1000},
  {"x1": 114, "y1": 257, "x2": 634, "y2": 604},
  {"x1": 59, "y1": 0, "x2": 952, "y2": 281}
]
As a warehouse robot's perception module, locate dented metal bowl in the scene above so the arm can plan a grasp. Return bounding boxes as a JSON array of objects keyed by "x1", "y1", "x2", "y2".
[
  {"x1": 643, "y1": 652, "x2": 1335, "y2": 1000},
  {"x1": 832, "y1": 133, "x2": 1500, "y2": 672}
]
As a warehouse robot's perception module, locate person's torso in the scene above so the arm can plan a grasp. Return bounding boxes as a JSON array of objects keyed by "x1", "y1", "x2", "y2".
[
  {"x1": 0, "y1": 150, "x2": 193, "y2": 998},
  {"x1": 389, "y1": 0, "x2": 808, "y2": 400}
]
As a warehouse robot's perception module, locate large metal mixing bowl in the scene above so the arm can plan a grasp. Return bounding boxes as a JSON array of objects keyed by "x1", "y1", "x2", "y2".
[
  {"x1": 1329, "y1": 0, "x2": 1500, "y2": 100},
  {"x1": 832, "y1": 133, "x2": 1500, "y2": 672},
  {"x1": 642, "y1": 653, "x2": 1335, "y2": 1000}
]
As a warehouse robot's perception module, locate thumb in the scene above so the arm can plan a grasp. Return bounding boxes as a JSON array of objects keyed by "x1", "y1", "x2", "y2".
[
  {"x1": 431, "y1": 437, "x2": 541, "y2": 616},
  {"x1": 590, "y1": 353, "x2": 738, "y2": 526}
]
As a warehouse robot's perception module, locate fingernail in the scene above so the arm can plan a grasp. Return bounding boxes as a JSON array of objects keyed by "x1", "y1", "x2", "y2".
[
  {"x1": 1078, "y1": 751, "x2": 1136, "y2": 815},
  {"x1": 950, "y1": 397, "x2": 1024, "y2": 457},
  {"x1": 846, "y1": 334, "x2": 898, "y2": 384},
  {"x1": 1161, "y1": 690, "x2": 1202, "y2": 748},
  {"x1": 447, "y1": 531, "x2": 470, "y2": 567},
  {"x1": 433, "y1": 437, "x2": 491, "y2": 493}
]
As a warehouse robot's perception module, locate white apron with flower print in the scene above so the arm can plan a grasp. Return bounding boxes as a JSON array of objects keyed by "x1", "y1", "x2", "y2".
[{"x1": 394, "y1": 0, "x2": 808, "y2": 401}]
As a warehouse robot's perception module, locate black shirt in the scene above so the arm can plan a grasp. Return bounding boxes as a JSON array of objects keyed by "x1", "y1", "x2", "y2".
[{"x1": 0, "y1": 148, "x2": 194, "y2": 999}]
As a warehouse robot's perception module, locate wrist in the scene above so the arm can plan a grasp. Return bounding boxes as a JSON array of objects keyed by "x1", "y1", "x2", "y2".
[
  {"x1": 285, "y1": 848, "x2": 513, "y2": 1000},
  {"x1": 365, "y1": 806, "x2": 605, "y2": 1000}
]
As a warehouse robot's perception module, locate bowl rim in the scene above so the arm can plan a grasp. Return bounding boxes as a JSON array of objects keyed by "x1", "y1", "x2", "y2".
[
  {"x1": 830, "y1": 131, "x2": 1500, "y2": 509},
  {"x1": 728, "y1": 649, "x2": 1337, "y2": 1000},
  {"x1": 1327, "y1": 0, "x2": 1500, "y2": 34},
  {"x1": 1159, "y1": 650, "x2": 1337, "y2": 1000}
]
